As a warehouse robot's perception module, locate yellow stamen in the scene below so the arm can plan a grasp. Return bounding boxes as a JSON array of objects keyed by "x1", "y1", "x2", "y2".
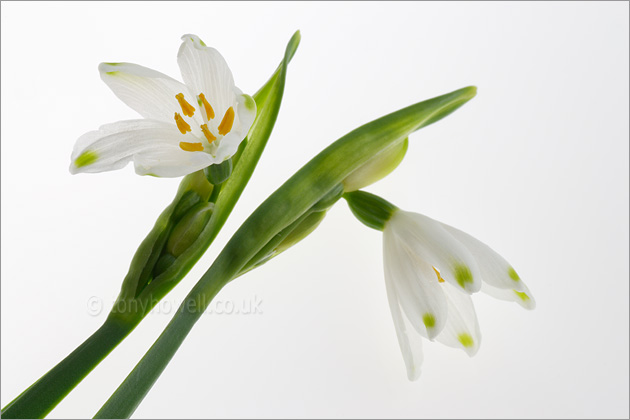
[
  {"x1": 198, "y1": 93, "x2": 215, "y2": 119},
  {"x1": 174, "y1": 112, "x2": 191, "y2": 134},
  {"x1": 200, "y1": 124, "x2": 217, "y2": 143},
  {"x1": 179, "y1": 142, "x2": 204, "y2": 152},
  {"x1": 433, "y1": 267, "x2": 446, "y2": 283},
  {"x1": 217, "y1": 106, "x2": 235, "y2": 136},
  {"x1": 175, "y1": 93, "x2": 195, "y2": 117}
]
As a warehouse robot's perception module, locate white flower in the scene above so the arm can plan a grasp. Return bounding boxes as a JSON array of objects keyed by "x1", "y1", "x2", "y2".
[
  {"x1": 69, "y1": 35, "x2": 257, "y2": 178},
  {"x1": 383, "y1": 209, "x2": 535, "y2": 380}
]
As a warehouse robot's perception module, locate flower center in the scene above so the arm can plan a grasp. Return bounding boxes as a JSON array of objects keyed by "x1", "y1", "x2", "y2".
[{"x1": 173, "y1": 92, "x2": 235, "y2": 153}]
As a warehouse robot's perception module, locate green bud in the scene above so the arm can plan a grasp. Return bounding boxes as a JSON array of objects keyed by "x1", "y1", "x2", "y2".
[
  {"x1": 153, "y1": 253, "x2": 177, "y2": 278},
  {"x1": 178, "y1": 170, "x2": 213, "y2": 201},
  {"x1": 166, "y1": 202, "x2": 214, "y2": 257},
  {"x1": 342, "y1": 137, "x2": 408, "y2": 192},
  {"x1": 343, "y1": 190, "x2": 398, "y2": 231},
  {"x1": 171, "y1": 190, "x2": 203, "y2": 222},
  {"x1": 204, "y1": 159, "x2": 233, "y2": 185}
]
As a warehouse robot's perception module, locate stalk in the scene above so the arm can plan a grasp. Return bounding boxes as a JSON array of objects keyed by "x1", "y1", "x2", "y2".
[{"x1": 2, "y1": 316, "x2": 136, "y2": 419}]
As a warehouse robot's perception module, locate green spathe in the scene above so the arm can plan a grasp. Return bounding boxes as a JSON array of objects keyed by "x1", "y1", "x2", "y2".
[{"x1": 342, "y1": 137, "x2": 409, "y2": 192}]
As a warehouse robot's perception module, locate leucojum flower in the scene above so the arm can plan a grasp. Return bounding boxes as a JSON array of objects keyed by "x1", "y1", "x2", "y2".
[
  {"x1": 344, "y1": 191, "x2": 535, "y2": 380},
  {"x1": 69, "y1": 34, "x2": 256, "y2": 177}
]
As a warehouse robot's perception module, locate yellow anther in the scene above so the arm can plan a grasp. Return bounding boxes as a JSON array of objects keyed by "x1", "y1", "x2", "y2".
[
  {"x1": 433, "y1": 267, "x2": 446, "y2": 283},
  {"x1": 179, "y1": 142, "x2": 204, "y2": 152},
  {"x1": 200, "y1": 124, "x2": 217, "y2": 143},
  {"x1": 217, "y1": 106, "x2": 235, "y2": 136},
  {"x1": 174, "y1": 112, "x2": 191, "y2": 134},
  {"x1": 198, "y1": 93, "x2": 215, "y2": 119},
  {"x1": 175, "y1": 93, "x2": 195, "y2": 117}
]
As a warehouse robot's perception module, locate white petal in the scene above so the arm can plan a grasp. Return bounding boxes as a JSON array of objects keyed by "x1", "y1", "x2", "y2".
[
  {"x1": 99, "y1": 63, "x2": 199, "y2": 125},
  {"x1": 133, "y1": 147, "x2": 215, "y2": 178},
  {"x1": 69, "y1": 119, "x2": 213, "y2": 177},
  {"x1": 384, "y1": 260, "x2": 424, "y2": 381},
  {"x1": 177, "y1": 35, "x2": 236, "y2": 119},
  {"x1": 210, "y1": 92, "x2": 256, "y2": 163},
  {"x1": 442, "y1": 224, "x2": 527, "y2": 293},
  {"x1": 233, "y1": 89, "x2": 257, "y2": 137},
  {"x1": 390, "y1": 211, "x2": 483, "y2": 294},
  {"x1": 481, "y1": 282, "x2": 536, "y2": 310},
  {"x1": 435, "y1": 282, "x2": 482, "y2": 357},
  {"x1": 383, "y1": 226, "x2": 448, "y2": 340}
]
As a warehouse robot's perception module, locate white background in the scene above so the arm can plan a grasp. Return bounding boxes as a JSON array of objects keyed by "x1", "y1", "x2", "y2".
[{"x1": 1, "y1": 2, "x2": 628, "y2": 418}]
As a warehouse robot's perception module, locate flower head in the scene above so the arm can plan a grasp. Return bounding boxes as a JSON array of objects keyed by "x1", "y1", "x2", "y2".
[
  {"x1": 383, "y1": 209, "x2": 535, "y2": 380},
  {"x1": 70, "y1": 35, "x2": 256, "y2": 177}
]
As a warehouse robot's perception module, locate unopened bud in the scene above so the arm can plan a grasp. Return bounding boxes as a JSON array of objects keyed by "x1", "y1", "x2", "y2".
[{"x1": 167, "y1": 202, "x2": 214, "y2": 257}]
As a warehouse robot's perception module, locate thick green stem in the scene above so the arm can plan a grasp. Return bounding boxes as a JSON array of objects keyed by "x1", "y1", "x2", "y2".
[
  {"x1": 1, "y1": 316, "x2": 136, "y2": 419},
  {"x1": 94, "y1": 86, "x2": 478, "y2": 418}
]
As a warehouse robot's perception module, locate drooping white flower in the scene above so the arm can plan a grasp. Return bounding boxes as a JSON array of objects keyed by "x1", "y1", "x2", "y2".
[
  {"x1": 69, "y1": 35, "x2": 256, "y2": 178},
  {"x1": 383, "y1": 209, "x2": 535, "y2": 380}
]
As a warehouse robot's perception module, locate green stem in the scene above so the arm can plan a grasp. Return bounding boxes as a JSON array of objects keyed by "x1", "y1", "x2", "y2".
[
  {"x1": 94, "y1": 85, "x2": 478, "y2": 419},
  {"x1": 207, "y1": 181, "x2": 223, "y2": 204},
  {"x1": 1, "y1": 316, "x2": 136, "y2": 419},
  {"x1": 94, "y1": 283, "x2": 223, "y2": 419},
  {"x1": 2, "y1": 31, "x2": 302, "y2": 419}
]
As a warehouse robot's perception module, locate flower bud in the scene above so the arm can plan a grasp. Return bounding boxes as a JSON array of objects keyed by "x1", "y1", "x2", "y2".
[
  {"x1": 166, "y1": 202, "x2": 214, "y2": 257},
  {"x1": 342, "y1": 137, "x2": 408, "y2": 192},
  {"x1": 204, "y1": 159, "x2": 233, "y2": 185}
]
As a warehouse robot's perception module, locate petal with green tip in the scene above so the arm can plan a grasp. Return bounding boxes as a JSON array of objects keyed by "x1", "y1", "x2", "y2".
[
  {"x1": 383, "y1": 256, "x2": 425, "y2": 381},
  {"x1": 442, "y1": 224, "x2": 527, "y2": 293},
  {"x1": 383, "y1": 225, "x2": 448, "y2": 340},
  {"x1": 434, "y1": 282, "x2": 481, "y2": 357},
  {"x1": 69, "y1": 120, "x2": 215, "y2": 177},
  {"x1": 388, "y1": 210, "x2": 483, "y2": 294},
  {"x1": 481, "y1": 281, "x2": 536, "y2": 310}
]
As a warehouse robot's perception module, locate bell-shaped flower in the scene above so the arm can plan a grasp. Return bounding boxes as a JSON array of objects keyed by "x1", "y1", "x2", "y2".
[
  {"x1": 382, "y1": 209, "x2": 535, "y2": 380},
  {"x1": 69, "y1": 34, "x2": 256, "y2": 177}
]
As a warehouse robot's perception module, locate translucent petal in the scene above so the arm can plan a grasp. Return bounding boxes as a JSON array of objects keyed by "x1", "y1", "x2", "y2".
[
  {"x1": 481, "y1": 282, "x2": 536, "y2": 310},
  {"x1": 99, "y1": 63, "x2": 200, "y2": 126},
  {"x1": 390, "y1": 211, "x2": 483, "y2": 293},
  {"x1": 177, "y1": 35, "x2": 236, "y2": 120},
  {"x1": 435, "y1": 282, "x2": 482, "y2": 357},
  {"x1": 233, "y1": 89, "x2": 257, "y2": 137},
  {"x1": 442, "y1": 224, "x2": 527, "y2": 292},
  {"x1": 210, "y1": 92, "x2": 257, "y2": 163},
  {"x1": 69, "y1": 119, "x2": 212, "y2": 177},
  {"x1": 383, "y1": 250, "x2": 424, "y2": 381},
  {"x1": 383, "y1": 227, "x2": 448, "y2": 340},
  {"x1": 133, "y1": 147, "x2": 215, "y2": 177}
]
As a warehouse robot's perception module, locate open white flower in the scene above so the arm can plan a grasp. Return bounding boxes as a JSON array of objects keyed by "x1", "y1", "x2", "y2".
[
  {"x1": 69, "y1": 34, "x2": 256, "y2": 177},
  {"x1": 383, "y1": 209, "x2": 535, "y2": 380}
]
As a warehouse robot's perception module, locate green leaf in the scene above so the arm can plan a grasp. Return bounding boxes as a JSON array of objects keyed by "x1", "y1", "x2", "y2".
[{"x1": 94, "y1": 85, "x2": 477, "y2": 418}]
